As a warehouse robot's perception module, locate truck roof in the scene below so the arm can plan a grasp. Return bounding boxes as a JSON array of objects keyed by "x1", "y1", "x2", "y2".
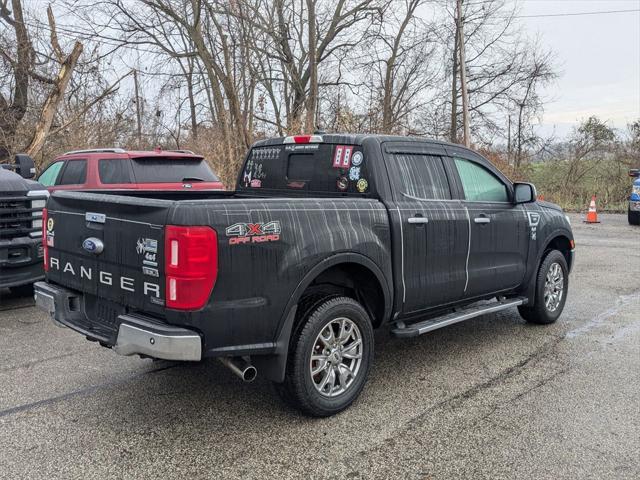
[{"x1": 251, "y1": 133, "x2": 477, "y2": 154}]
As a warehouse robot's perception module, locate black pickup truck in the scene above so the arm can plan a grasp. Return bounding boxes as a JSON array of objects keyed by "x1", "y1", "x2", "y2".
[
  {"x1": 1, "y1": 155, "x2": 48, "y2": 295},
  {"x1": 35, "y1": 134, "x2": 574, "y2": 416}
]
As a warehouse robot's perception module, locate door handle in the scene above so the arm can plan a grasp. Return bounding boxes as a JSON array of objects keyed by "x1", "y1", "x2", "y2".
[
  {"x1": 408, "y1": 217, "x2": 429, "y2": 224},
  {"x1": 474, "y1": 216, "x2": 490, "y2": 224}
]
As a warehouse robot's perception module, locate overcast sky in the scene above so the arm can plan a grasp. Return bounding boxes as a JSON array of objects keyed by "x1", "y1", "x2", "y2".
[{"x1": 518, "y1": 0, "x2": 640, "y2": 137}]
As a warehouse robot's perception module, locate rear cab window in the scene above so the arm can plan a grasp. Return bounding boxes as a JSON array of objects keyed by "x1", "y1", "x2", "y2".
[
  {"x1": 131, "y1": 157, "x2": 219, "y2": 183},
  {"x1": 238, "y1": 142, "x2": 372, "y2": 196}
]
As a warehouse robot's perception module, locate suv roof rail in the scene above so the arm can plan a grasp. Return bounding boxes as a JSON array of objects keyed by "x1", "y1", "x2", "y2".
[
  {"x1": 63, "y1": 148, "x2": 127, "y2": 155},
  {"x1": 166, "y1": 149, "x2": 196, "y2": 155}
]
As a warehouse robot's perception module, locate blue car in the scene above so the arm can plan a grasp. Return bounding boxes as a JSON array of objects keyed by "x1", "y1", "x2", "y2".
[{"x1": 629, "y1": 169, "x2": 640, "y2": 225}]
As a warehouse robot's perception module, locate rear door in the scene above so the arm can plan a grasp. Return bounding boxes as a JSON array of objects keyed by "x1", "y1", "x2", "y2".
[
  {"x1": 447, "y1": 153, "x2": 528, "y2": 297},
  {"x1": 384, "y1": 143, "x2": 468, "y2": 314}
]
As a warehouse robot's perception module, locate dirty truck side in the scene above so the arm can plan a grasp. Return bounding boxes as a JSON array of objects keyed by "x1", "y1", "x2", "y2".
[{"x1": 35, "y1": 134, "x2": 574, "y2": 416}]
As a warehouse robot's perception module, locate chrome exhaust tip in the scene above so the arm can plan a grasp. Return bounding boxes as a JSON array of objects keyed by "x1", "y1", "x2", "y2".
[{"x1": 218, "y1": 356, "x2": 257, "y2": 383}]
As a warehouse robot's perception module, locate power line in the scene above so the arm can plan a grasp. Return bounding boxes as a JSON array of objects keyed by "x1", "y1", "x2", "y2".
[{"x1": 516, "y1": 8, "x2": 640, "y2": 18}]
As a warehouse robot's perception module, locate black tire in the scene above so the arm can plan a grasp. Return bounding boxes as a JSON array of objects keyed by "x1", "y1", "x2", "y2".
[
  {"x1": 628, "y1": 206, "x2": 640, "y2": 226},
  {"x1": 518, "y1": 250, "x2": 569, "y2": 325},
  {"x1": 276, "y1": 296, "x2": 374, "y2": 417},
  {"x1": 9, "y1": 283, "x2": 34, "y2": 297}
]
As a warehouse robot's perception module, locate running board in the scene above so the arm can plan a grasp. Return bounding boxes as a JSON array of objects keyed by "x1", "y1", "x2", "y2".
[{"x1": 392, "y1": 297, "x2": 527, "y2": 338}]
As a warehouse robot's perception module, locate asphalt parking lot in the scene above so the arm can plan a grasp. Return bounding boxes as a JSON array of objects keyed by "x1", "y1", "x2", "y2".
[{"x1": 0, "y1": 213, "x2": 638, "y2": 479}]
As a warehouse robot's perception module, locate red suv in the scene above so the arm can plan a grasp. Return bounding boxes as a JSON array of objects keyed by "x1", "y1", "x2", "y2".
[{"x1": 37, "y1": 148, "x2": 224, "y2": 191}]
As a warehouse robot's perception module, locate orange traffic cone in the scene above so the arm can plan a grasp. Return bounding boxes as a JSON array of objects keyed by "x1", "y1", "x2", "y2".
[{"x1": 584, "y1": 195, "x2": 600, "y2": 223}]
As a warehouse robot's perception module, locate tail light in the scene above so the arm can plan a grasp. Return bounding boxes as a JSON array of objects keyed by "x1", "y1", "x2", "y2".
[
  {"x1": 42, "y1": 207, "x2": 49, "y2": 271},
  {"x1": 283, "y1": 134, "x2": 323, "y2": 144},
  {"x1": 165, "y1": 225, "x2": 218, "y2": 310}
]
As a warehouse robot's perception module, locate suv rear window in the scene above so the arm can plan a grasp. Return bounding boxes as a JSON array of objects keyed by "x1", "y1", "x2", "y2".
[
  {"x1": 239, "y1": 143, "x2": 371, "y2": 195},
  {"x1": 131, "y1": 157, "x2": 219, "y2": 183}
]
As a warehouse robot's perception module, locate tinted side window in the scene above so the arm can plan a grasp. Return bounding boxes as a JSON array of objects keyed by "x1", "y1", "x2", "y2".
[
  {"x1": 38, "y1": 161, "x2": 64, "y2": 186},
  {"x1": 99, "y1": 159, "x2": 132, "y2": 184},
  {"x1": 58, "y1": 160, "x2": 87, "y2": 185},
  {"x1": 454, "y1": 157, "x2": 508, "y2": 202},
  {"x1": 394, "y1": 153, "x2": 450, "y2": 200}
]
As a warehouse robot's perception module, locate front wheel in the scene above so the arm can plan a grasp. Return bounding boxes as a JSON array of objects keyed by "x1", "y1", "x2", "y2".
[
  {"x1": 518, "y1": 250, "x2": 569, "y2": 324},
  {"x1": 276, "y1": 296, "x2": 374, "y2": 417},
  {"x1": 628, "y1": 206, "x2": 640, "y2": 225}
]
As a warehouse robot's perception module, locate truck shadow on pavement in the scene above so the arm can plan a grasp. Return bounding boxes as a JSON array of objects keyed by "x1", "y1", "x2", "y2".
[{"x1": 90, "y1": 310, "x2": 553, "y2": 432}]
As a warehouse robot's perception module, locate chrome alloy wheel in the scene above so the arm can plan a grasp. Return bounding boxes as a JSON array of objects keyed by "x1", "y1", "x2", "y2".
[
  {"x1": 310, "y1": 317, "x2": 363, "y2": 397},
  {"x1": 544, "y1": 262, "x2": 564, "y2": 312}
]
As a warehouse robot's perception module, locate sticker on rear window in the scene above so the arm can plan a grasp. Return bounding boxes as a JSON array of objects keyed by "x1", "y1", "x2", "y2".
[{"x1": 333, "y1": 145, "x2": 353, "y2": 168}]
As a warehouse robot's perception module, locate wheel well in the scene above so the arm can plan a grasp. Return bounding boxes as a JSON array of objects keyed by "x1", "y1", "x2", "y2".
[
  {"x1": 545, "y1": 235, "x2": 572, "y2": 270},
  {"x1": 297, "y1": 263, "x2": 386, "y2": 328}
]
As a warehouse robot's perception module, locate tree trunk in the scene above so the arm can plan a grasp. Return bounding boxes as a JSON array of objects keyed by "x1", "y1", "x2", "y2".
[
  {"x1": 0, "y1": 0, "x2": 33, "y2": 158},
  {"x1": 25, "y1": 41, "x2": 83, "y2": 160}
]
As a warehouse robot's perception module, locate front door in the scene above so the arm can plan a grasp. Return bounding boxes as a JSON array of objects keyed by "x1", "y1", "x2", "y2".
[
  {"x1": 450, "y1": 156, "x2": 528, "y2": 298},
  {"x1": 386, "y1": 146, "x2": 469, "y2": 314}
]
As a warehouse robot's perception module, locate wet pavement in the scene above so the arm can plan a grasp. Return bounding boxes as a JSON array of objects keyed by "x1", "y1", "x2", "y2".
[{"x1": 0, "y1": 213, "x2": 638, "y2": 479}]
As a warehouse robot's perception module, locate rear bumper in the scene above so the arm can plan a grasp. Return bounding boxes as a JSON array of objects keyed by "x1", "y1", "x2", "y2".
[
  {"x1": 34, "y1": 282, "x2": 202, "y2": 361},
  {"x1": 0, "y1": 237, "x2": 44, "y2": 288}
]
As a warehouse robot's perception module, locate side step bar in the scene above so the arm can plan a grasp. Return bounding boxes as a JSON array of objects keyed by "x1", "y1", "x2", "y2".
[{"x1": 392, "y1": 297, "x2": 527, "y2": 338}]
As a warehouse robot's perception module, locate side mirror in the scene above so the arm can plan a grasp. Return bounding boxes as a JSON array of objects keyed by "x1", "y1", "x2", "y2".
[
  {"x1": 630, "y1": 169, "x2": 640, "y2": 178},
  {"x1": 15, "y1": 154, "x2": 36, "y2": 179},
  {"x1": 514, "y1": 182, "x2": 537, "y2": 204}
]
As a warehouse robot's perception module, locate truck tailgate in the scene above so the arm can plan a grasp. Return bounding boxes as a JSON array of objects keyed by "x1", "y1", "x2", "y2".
[{"x1": 45, "y1": 192, "x2": 170, "y2": 312}]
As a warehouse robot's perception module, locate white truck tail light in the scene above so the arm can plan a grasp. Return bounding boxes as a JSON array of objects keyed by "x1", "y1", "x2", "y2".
[{"x1": 170, "y1": 239, "x2": 179, "y2": 267}]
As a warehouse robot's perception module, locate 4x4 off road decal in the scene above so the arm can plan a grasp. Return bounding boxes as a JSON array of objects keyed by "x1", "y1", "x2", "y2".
[
  {"x1": 333, "y1": 145, "x2": 353, "y2": 168},
  {"x1": 226, "y1": 221, "x2": 281, "y2": 245}
]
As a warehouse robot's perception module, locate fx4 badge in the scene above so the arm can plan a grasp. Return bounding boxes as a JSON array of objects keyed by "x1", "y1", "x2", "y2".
[
  {"x1": 226, "y1": 221, "x2": 281, "y2": 245},
  {"x1": 527, "y1": 212, "x2": 541, "y2": 240}
]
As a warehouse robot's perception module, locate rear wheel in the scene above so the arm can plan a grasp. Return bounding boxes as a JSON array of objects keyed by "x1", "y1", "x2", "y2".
[
  {"x1": 276, "y1": 296, "x2": 374, "y2": 417},
  {"x1": 518, "y1": 250, "x2": 568, "y2": 325},
  {"x1": 628, "y1": 206, "x2": 640, "y2": 225}
]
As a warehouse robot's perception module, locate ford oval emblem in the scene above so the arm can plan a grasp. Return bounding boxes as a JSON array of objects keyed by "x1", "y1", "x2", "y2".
[{"x1": 82, "y1": 237, "x2": 104, "y2": 255}]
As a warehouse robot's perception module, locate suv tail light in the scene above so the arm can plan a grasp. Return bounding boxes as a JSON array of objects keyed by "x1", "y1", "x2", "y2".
[
  {"x1": 164, "y1": 225, "x2": 217, "y2": 310},
  {"x1": 42, "y1": 207, "x2": 49, "y2": 271}
]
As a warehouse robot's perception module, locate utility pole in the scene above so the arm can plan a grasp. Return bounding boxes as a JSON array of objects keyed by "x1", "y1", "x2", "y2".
[
  {"x1": 456, "y1": 0, "x2": 470, "y2": 147},
  {"x1": 133, "y1": 69, "x2": 142, "y2": 149}
]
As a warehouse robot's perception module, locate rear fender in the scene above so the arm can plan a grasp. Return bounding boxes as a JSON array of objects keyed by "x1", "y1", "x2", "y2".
[{"x1": 255, "y1": 253, "x2": 392, "y2": 382}]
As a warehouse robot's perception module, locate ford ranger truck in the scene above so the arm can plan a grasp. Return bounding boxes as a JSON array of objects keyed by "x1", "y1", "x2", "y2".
[
  {"x1": 34, "y1": 134, "x2": 575, "y2": 416},
  {"x1": 1, "y1": 154, "x2": 48, "y2": 295}
]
